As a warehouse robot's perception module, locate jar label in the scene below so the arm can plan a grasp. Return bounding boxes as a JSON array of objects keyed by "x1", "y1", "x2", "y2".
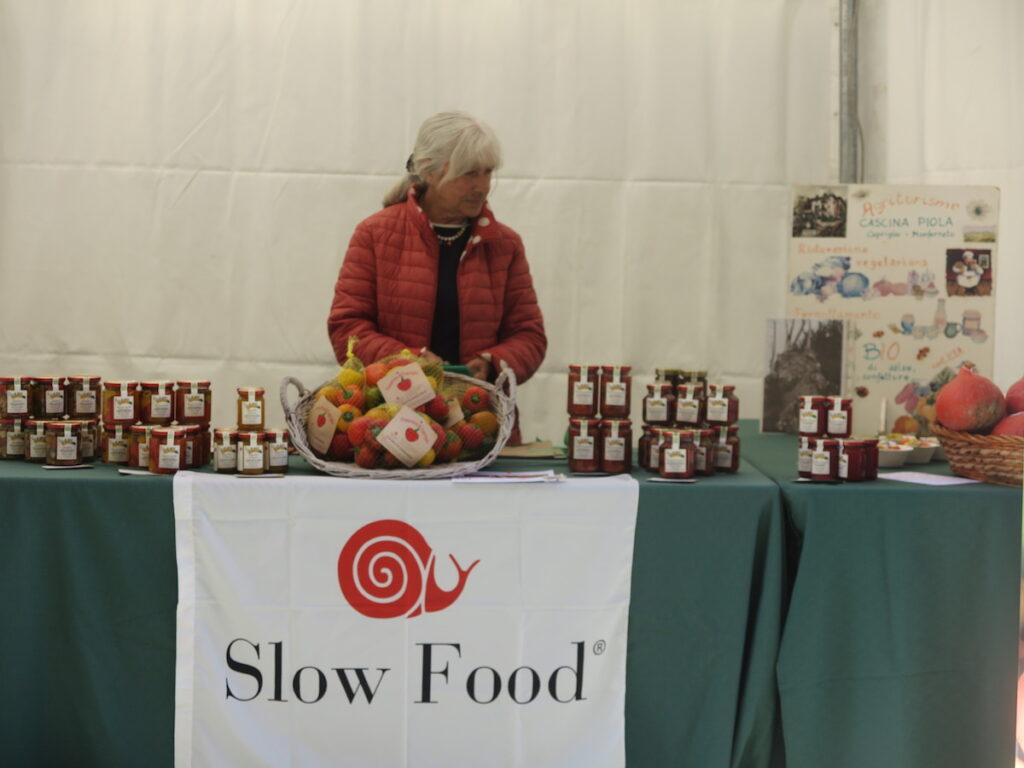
[
  {"x1": 269, "y1": 443, "x2": 289, "y2": 467},
  {"x1": 649, "y1": 443, "x2": 660, "y2": 467},
  {"x1": 75, "y1": 390, "x2": 98, "y2": 414},
  {"x1": 215, "y1": 445, "x2": 237, "y2": 470},
  {"x1": 242, "y1": 444, "x2": 265, "y2": 471},
  {"x1": 827, "y1": 411, "x2": 849, "y2": 433},
  {"x1": 138, "y1": 442, "x2": 150, "y2": 468},
  {"x1": 45, "y1": 389, "x2": 65, "y2": 415},
  {"x1": 379, "y1": 364, "x2": 435, "y2": 410},
  {"x1": 677, "y1": 399, "x2": 700, "y2": 423},
  {"x1": 811, "y1": 451, "x2": 831, "y2": 476},
  {"x1": 707, "y1": 398, "x2": 728, "y2": 422},
  {"x1": 695, "y1": 446, "x2": 707, "y2": 471},
  {"x1": 799, "y1": 409, "x2": 819, "y2": 432},
  {"x1": 604, "y1": 438, "x2": 625, "y2": 461},
  {"x1": 81, "y1": 431, "x2": 95, "y2": 458},
  {"x1": 573, "y1": 435, "x2": 595, "y2": 461},
  {"x1": 185, "y1": 441, "x2": 195, "y2": 466},
  {"x1": 603, "y1": 382, "x2": 627, "y2": 407},
  {"x1": 798, "y1": 448, "x2": 813, "y2": 473},
  {"x1": 6, "y1": 432, "x2": 25, "y2": 455},
  {"x1": 150, "y1": 394, "x2": 173, "y2": 419},
  {"x1": 183, "y1": 393, "x2": 206, "y2": 418},
  {"x1": 716, "y1": 445, "x2": 733, "y2": 468},
  {"x1": 113, "y1": 395, "x2": 135, "y2": 420},
  {"x1": 241, "y1": 400, "x2": 264, "y2": 426},
  {"x1": 108, "y1": 439, "x2": 130, "y2": 463},
  {"x1": 572, "y1": 381, "x2": 595, "y2": 407},
  {"x1": 57, "y1": 436, "x2": 78, "y2": 461},
  {"x1": 664, "y1": 449, "x2": 687, "y2": 473},
  {"x1": 645, "y1": 398, "x2": 667, "y2": 421},
  {"x1": 158, "y1": 444, "x2": 181, "y2": 469},
  {"x1": 6, "y1": 390, "x2": 28, "y2": 414},
  {"x1": 839, "y1": 453, "x2": 850, "y2": 479},
  {"x1": 29, "y1": 434, "x2": 47, "y2": 458},
  {"x1": 377, "y1": 406, "x2": 433, "y2": 467}
]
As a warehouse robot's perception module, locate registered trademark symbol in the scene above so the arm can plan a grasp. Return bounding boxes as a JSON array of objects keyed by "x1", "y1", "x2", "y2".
[{"x1": 593, "y1": 640, "x2": 606, "y2": 655}]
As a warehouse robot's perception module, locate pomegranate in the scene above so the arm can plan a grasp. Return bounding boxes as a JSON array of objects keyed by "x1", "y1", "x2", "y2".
[
  {"x1": 934, "y1": 363, "x2": 1006, "y2": 432},
  {"x1": 991, "y1": 412, "x2": 1024, "y2": 437},
  {"x1": 1006, "y1": 374, "x2": 1024, "y2": 414}
]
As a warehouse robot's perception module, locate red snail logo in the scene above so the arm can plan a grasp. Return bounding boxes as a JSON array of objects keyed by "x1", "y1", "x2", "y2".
[{"x1": 337, "y1": 520, "x2": 480, "y2": 619}]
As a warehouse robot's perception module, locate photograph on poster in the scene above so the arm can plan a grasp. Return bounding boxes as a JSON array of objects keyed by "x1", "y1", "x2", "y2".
[
  {"x1": 762, "y1": 318, "x2": 845, "y2": 433},
  {"x1": 791, "y1": 186, "x2": 849, "y2": 238}
]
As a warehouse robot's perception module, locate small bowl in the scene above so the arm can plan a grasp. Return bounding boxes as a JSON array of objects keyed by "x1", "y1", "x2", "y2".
[
  {"x1": 918, "y1": 437, "x2": 945, "y2": 462},
  {"x1": 905, "y1": 444, "x2": 937, "y2": 464},
  {"x1": 877, "y1": 444, "x2": 913, "y2": 468}
]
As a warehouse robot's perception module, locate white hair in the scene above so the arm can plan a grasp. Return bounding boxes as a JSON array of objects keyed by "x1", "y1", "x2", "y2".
[{"x1": 382, "y1": 111, "x2": 502, "y2": 207}]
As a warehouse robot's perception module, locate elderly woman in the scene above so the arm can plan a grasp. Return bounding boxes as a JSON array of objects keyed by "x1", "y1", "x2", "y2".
[{"x1": 327, "y1": 111, "x2": 547, "y2": 388}]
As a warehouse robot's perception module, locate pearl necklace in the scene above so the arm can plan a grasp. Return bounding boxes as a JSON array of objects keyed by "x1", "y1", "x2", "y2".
[{"x1": 432, "y1": 222, "x2": 468, "y2": 244}]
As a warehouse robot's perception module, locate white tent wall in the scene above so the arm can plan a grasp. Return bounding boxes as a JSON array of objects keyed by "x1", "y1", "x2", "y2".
[{"x1": 2, "y1": 1, "x2": 843, "y2": 445}]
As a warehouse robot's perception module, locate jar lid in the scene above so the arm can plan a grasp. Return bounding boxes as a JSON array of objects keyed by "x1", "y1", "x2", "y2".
[
  {"x1": 68, "y1": 375, "x2": 102, "y2": 384},
  {"x1": 130, "y1": 424, "x2": 156, "y2": 434},
  {"x1": 813, "y1": 439, "x2": 838, "y2": 448},
  {"x1": 46, "y1": 420, "x2": 81, "y2": 431},
  {"x1": 237, "y1": 386, "x2": 266, "y2": 396},
  {"x1": 25, "y1": 419, "x2": 46, "y2": 427},
  {"x1": 152, "y1": 426, "x2": 184, "y2": 437},
  {"x1": 567, "y1": 365, "x2": 597, "y2": 374},
  {"x1": 569, "y1": 418, "x2": 602, "y2": 427},
  {"x1": 104, "y1": 423, "x2": 129, "y2": 433},
  {"x1": 841, "y1": 440, "x2": 865, "y2": 447},
  {"x1": 677, "y1": 383, "x2": 704, "y2": 393},
  {"x1": 600, "y1": 419, "x2": 632, "y2": 428},
  {"x1": 105, "y1": 380, "x2": 139, "y2": 389},
  {"x1": 35, "y1": 376, "x2": 59, "y2": 384},
  {"x1": 600, "y1": 365, "x2": 631, "y2": 374},
  {"x1": 177, "y1": 380, "x2": 212, "y2": 388},
  {"x1": 0, "y1": 376, "x2": 32, "y2": 384},
  {"x1": 0, "y1": 418, "x2": 15, "y2": 425},
  {"x1": 183, "y1": 424, "x2": 202, "y2": 434},
  {"x1": 266, "y1": 428, "x2": 289, "y2": 440},
  {"x1": 141, "y1": 380, "x2": 174, "y2": 388},
  {"x1": 800, "y1": 395, "x2": 829, "y2": 404}
]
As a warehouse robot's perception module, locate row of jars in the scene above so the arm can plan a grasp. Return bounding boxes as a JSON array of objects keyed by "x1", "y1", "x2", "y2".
[
  {"x1": 643, "y1": 383, "x2": 739, "y2": 428},
  {"x1": 797, "y1": 396, "x2": 853, "y2": 439},
  {"x1": 0, "y1": 418, "x2": 289, "y2": 476},
  {"x1": 567, "y1": 418, "x2": 740, "y2": 479},
  {"x1": 798, "y1": 437, "x2": 879, "y2": 482},
  {"x1": 567, "y1": 365, "x2": 632, "y2": 419}
]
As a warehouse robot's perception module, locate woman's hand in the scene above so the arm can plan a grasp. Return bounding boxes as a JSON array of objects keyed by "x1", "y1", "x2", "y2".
[
  {"x1": 466, "y1": 356, "x2": 491, "y2": 380},
  {"x1": 417, "y1": 347, "x2": 444, "y2": 365}
]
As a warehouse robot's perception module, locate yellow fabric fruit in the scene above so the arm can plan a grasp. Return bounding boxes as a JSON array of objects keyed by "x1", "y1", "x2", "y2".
[
  {"x1": 336, "y1": 368, "x2": 365, "y2": 388},
  {"x1": 416, "y1": 448, "x2": 437, "y2": 467}
]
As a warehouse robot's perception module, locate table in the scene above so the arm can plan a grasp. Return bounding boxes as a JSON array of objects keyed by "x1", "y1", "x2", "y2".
[
  {"x1": 0, "y1": 454, "x2": 786, "y2": 768},
  {"x1": 742, "y1": 424, "x2": 1021, "y2": 768}
]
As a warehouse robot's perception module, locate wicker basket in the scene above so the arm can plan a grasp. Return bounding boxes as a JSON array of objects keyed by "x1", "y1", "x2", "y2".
[
  {"x1": 280, "y1": 364, "x2": 517, "y2": 479},
  {"x1": 931, "y1": 423, "x2": 1024, "y2": 487}
]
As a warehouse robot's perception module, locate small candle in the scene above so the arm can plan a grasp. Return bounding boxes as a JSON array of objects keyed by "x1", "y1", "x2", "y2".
[{"x1": 878, "y1": 398, "x2": 887, "y2": 436}]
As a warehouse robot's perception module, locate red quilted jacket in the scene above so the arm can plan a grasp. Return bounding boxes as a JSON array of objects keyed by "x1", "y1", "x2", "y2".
[{"x1": 328, "y1": 187, "x2": 547, "y2": 384}]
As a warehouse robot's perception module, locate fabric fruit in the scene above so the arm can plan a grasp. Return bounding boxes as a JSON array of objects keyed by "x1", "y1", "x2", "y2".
[
  {"x1": 462, "y1": 386, "x2": 490, "y2": 414},
  {"x1": 335, "y1": 404, "x2": 362, "y2": 432},
  {"x1": 469, "y1": 410, "x2": 499, "y2": 436}
]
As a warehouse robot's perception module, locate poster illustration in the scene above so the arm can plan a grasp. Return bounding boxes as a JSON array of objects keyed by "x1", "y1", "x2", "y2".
[{"x1": 786, "y1": 184, "x2": 1000, "y2": 436}]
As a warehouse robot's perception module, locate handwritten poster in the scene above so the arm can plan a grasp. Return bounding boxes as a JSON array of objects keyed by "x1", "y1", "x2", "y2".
[{"x1": 786, "y1": 184, "x2": 999, "y2": 436}]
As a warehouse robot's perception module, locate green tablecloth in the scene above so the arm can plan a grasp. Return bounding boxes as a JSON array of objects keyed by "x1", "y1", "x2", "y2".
[
  {"x1": 742, "y1": 423, "x2": 1021, "y2": 768},
  {"x1": 0, "y1": 454, "x2": 785, "y2": 768}
]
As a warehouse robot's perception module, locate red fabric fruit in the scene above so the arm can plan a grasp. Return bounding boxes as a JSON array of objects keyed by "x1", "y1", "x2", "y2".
[
  {"x1": 437, "y1": 430, "x2": 464, "y2": 462},
  {"x1": 1006, "y1": 374, "x2": 1024, "y2": 414},
  {"x1": 456, "y1": 422, "x2": 485, "y2": 451},
  {"x1": 934, "y1": 363, "x2": 1006, "y2": 432},
  {"x1": 328, "y1": 432, "x2": 354, "y2": 461},
  {"x1": 462, "y1": 386, "x2": 489, "y2": 414},
  {"x1": 991, "y1": 412, "x2": 1024, "y2": 436},
  {"x1": 354, "y1": 445, "x2": 382, "y2": 469},
  {"x1": 348, "y1": 416, "x2": 372, "y2": 447}
]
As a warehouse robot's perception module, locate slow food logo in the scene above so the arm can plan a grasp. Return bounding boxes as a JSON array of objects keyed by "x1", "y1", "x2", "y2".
[{"x1": 338, "y1": 520, "x2": 479, "y2": 619}]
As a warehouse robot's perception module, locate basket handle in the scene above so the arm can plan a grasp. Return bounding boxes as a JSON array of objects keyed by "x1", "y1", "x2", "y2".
[
  {"x1": 280, "y1": 376, "x2": 312, "y2": 414},
  {"x1": 493, "y1": 361, "x2": 518, "y2": 403}
]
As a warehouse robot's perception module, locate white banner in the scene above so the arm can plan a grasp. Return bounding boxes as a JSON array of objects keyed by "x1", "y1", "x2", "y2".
[{"x1": 174, "y1": 472, "x2": 638, "y2": 768}]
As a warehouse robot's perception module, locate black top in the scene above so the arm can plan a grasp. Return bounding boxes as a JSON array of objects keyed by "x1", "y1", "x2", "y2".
[{"x1": 430, "y1": 224, "x2": 472, "y2": 365}]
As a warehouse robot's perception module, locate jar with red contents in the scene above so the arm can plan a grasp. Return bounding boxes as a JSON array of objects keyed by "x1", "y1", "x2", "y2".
[
  {"x1": 179, "y1": 425, "x2": 206, "y2": 468},
  {"x1": 149, "y1": 426, "x2": 186, "y2": 474},
  {"x1": 23, "y1": 419, "x2": 47, "y2": 463},
  {"x1": 265, "y1": 429, "x2": 290, "y2": 473},
  {"x1": 568, "y1": 418, "x2": 602, "y2": 473},
  {"x1": 0, "y1": 377, "x2": 35, "y2": 419},
  {"x1": 600, "y1": 419, "x2": 632, "y2": 474},
  {"x1": 129, "y1": 425, "x2": 155, "y2": 469},
  {"x1": 637, "y1": 425, "x2": 654, "y2": 471},
  {"x1": 810, "y1": 439, "x2": 840, "y2": 481},
  {"x1": 693, "y1": 428, "x2": 717, "y2": 476},
  {"x1": 797, "y1": 396, "x2": 828, "y2": 438},
  {"x1": 45, "y1": 421, "x2": 82, "y2": 466},
  {"x1": 0, "y1": 419, "x2": 25, "y2": 459},
  {"x1": 643, "y1": 383, "x2": 675, "y2": 426},
  {"x1": 862, "y1": 438, "x2": 879, "y2": 480},
  {"x1": 67, "y1": 376, "x2": 101, "y2": 419},
  {"x1": 658, "y1": 430, "x2": 696, "y2": 479},
  {"x1": 714, "y1": 425, "x2": 741, "y2": 473},
  {"x1": 176, "y1": 381, "x2": 212, "y2": 425},
  {"x1": 103, "y1": 381, "x2": 139, "y2": 425},
  {"x1": 599, "y1": 366, "x2": 632, "y2": 419},
  {"x1": 102, "y1": 424, "x2": 132, "y2": 465},
  {"x1": 825, "y1": 396, "x2": 853, "y2": 439},
  {"x1": 675, "y1": 383, "x2": 705, "y2": 427},
  {"x1": 705, "y1": 384, "x2": 739, "y2": 427},
  {"x1": 567, "y1": 365, "x2": 599, "y2": 418},
  {"x1": 35, "y1": 377, "x2": 67, "y2": 419},
  {"x1": 646, "y1": 428, "x2": 665, "y2": 472},
  {"x1": 140, "y1": 381, "x2": 175, "y2": 425},
  {"x1": 75, "y1": 419, "x2": 99, "y2": 463},
  {"x1": 838, "y1": 440, "x2": 868, "y2": 482},
  {"x1": 797, "y1": 437, "x2": 813, "y2": 478}
]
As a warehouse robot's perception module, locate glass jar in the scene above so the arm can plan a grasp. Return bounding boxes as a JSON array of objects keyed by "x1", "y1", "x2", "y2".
[
  {"x1": 213, "y1": 428, "x2": 239, "y2": 474},
  {"x1": 45, "y1": 421, "x2": 82, "y2": 466},
  {"x1": 643, "y1": 383, "x2": 675, "y2": 427},
  {"x1": 67, "y1": 376, "x2": 101, "y2": 419},
  {"x1": 862, "y1": 438, "x2": 879, "y2": 480},
  {"x1": 797, "y1": 437, "x2": 813, "y2": 479},
  {"x1": 139, "y1": 381, "x2": 175, "y2": 425},
  {"x1": 78, "y1": 419, "x2": 99, "y2": 462},
  {"x1": 176, "y1": 380, "x2": 212, "y2": 425},
  {"x1": 637, "y1": 425, "x2": 654, "y2": 472},
  {"x1": 825, "y1": 396, "x2": 853, "y2": 439},
  {"x1": 265, "y1": 428, "x2": 290, "y2": 473},
  {"x1": 714, "y1": 425, "x2": 741, "y2": 473},
  {"x1": 567, "y1": 365, "x2": 599, "y2": 418},
  {"x1": 102, "y1": 424, "x2": 132, "y2": 465},
  {"x1": 600, "y1": 419, "x2": 632, "y2": 474},
  {"x1": 23, "y1": 419, "x2": 48, "y2": 463},
  {"x1": 36, "y1": 377, "x2": 68, "y2": 419},
  {"x1": 693, "y1": 428, "x2": 717, "y2": 476},
  {"x1": 238, "y1": 430, "x2": 267, "y2": 475},
  {"x1": 797, "y1": 396, "x2": 828, "y2": 438},
  {"x1": 0, "y1": 419, "x2": 25, "y2": 459},
  {"x1": 656, "y1": 369, "x2": 683, "y2": 390},
  {"x1": 658, "y1": 430, "x2": 695, "y2": 479},
  {"x1": 149, "y1": 426, "x2": 186, "y2": 474},
  {"x1": 810, "y1": 439, "x2": 839, "y2": 481},
  {"x1": 0, "y1": 377, "x2": 35, "y2": 419},
  {"x1": 129, "y1": 425, "x2": 155, "y2": 469},
  {"x1": 705, "y1": 384, "x2": 739, "y2": 427},
  {"x1": 237, "y1": 387, "x2": 266, "y2": 432},
  {"x1": 647, "y1": 428, "x2": 665, "y2": 472},
  {"x1": 838, "y1": 440, "x2": 868, "y2": 482},
  {"x1": 675, "y1": 383, "x2": 705, "y2": 427},
  {"x1": 599, "y1": 366, "x2": 631, "y2": 419},
  {"x1": 102, "y1": 381, "x2": 139, "y2": 425},
  {"x1": 568, "y1": 418, "x2": 602, "y2": 473}
]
